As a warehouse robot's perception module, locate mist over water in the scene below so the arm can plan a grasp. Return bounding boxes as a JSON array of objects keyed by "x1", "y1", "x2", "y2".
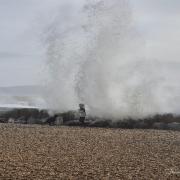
[{"x1": 42, "y1": 0, "x2": 180, "y2": 119}]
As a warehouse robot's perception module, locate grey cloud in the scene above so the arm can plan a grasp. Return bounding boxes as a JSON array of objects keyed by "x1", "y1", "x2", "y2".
[
  {"x1": 131, "y1": 0, "x2": 180, "y2": 14},
  {"x1": 0, "y1": 52, "x2": 33, "y2": 59}
]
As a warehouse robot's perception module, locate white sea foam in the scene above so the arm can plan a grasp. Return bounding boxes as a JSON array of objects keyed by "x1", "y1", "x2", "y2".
[{"x1": 42, "y1": 0, "x2": 180, "y2": 119}]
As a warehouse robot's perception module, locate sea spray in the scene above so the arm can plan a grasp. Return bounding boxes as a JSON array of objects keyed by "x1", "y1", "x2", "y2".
[{"x1": 42, "y1": 0, "x2": 180, "y2": 119}]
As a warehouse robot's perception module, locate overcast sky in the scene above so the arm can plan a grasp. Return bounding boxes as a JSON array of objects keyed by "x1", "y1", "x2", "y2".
[{"x1": 0, "y1": 0, "x2": 180, "y2": 87}]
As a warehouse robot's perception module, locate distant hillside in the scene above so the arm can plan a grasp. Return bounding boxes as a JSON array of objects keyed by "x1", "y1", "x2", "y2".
[
  {"x1": 0, "y1": 86, "x2": 46, "y2": 108},
  {"x1": 0, "y1": 85, "x2": 43, "y2": 96}
]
